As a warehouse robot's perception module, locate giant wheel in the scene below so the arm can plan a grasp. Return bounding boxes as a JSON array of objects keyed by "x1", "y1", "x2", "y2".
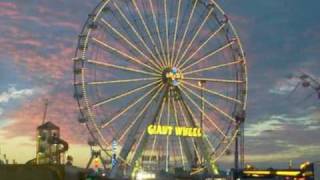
[{"x1": 73, "y1": 0, "x2": 247, "y2": 177}]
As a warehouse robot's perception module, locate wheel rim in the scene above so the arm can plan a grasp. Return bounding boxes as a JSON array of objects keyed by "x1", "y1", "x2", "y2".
[{"x1": 74, "y1": 0, "x2": 248, "y2": 172}]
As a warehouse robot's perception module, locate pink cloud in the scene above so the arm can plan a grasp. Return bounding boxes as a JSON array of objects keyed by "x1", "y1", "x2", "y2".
[
  {"x1": 10, "y1": 45, "x2": 74, "y2": 81},
  {"x1": 0, "y1": 2, "x2": 80, "y2": 31},
  {"x1": 0, "y1": 2, "x2": 17, "y2": 8},
  {"x1": 0, "y1": 2, "x2": 18, "y2": 16},
  {"x1": 52, "y1": 21, "x2": 80, "y2": 31},
  {"x1": 0, "y1": 24, "x2": 74, "y2": 81},
  {"x1": 18, "y1": 39, "x2": 43, "y2": 47},
  {"x1": 2, "y1": 91, "x2": 88, "y2": 144}
]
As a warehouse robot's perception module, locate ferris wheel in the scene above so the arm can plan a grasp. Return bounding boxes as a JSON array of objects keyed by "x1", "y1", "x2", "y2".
[{"x1": 73, "y1": 0, "x2": 247, "y2": 177}]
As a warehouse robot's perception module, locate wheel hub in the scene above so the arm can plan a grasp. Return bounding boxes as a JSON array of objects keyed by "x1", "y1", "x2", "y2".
[{"x1": 162, "y1": 67, "x2": 183, "y2": 86}]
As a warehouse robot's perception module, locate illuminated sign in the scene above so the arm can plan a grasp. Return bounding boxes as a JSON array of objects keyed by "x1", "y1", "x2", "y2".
[{"x1": 147, "y1": 125, "x2": 202, "y2": 137}]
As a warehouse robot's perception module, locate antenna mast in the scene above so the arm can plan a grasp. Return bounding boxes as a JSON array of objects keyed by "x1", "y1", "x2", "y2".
[{"x1": 42, "y1": 99, "x2": 49, "y2": 125}]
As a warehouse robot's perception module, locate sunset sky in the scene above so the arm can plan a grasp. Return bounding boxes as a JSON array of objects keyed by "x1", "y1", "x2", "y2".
[{"x1": 0, "y1": 0, "x2": 319, "y2": 169}]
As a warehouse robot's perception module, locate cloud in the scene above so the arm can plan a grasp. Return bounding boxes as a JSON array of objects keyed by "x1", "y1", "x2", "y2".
[
  {"x1": 220, "y1": 144, "x2": 320, "y2": 167},
  {"x1": 0, "y1": 2, "x2": 17, "y2": 8},
  {"x1": 0, "y1": 107, "x2": 8, "y2": 129},
  {"x1": 0, "y1": 86, "x2": 35, "y2": 104},
  {"x1": 0, "y1": 20, "x2": 75, "y2": 82},
  {"x1": 0, "y1": 2, "x2": 18, "y2": 16},
  {"x1": 271, "y1": 113, "x2": 319, "y2": 127},
  {"x1": 246, "y1": 111, "x2": 320, "y2": 137},
  {"x1": 268, "y1": 78, "x2": 300, "y2": 95},
  {"x1": 242, "y1": 110, "x2": 320, "y2": 167},
  {"x1": 1, "y1": 90, "x2": 89, "y2": 144},
  {"x1": 0, "y1": 86, "x2": 41, "y2": 130},
  {"x1": 246, "y1": 119, "x2": 282, "y2": 137},
  {"x1": 0, "y1": 1, "x2": 83, "y2": 84},
  {"x1": 0, "y1": 118, "x2": 13, "y2": 129},
  {"x1": 246, "y1": 144, "x2": 320, "y2": 163}
]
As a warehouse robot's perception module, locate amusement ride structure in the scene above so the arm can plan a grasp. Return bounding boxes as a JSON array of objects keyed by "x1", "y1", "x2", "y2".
[{"x1": 73, "y1": 0, "x2": 248, "y2": 178}]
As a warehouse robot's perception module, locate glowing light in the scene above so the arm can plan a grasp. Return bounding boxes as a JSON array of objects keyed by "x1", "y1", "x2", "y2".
[
  {"x1": 300, "y1": 161, "x2": 310, "y2": 169},
  {"x1": 136, "y1": 171, "x2": 156, "y2": 180},
  {"x1": 147, "y1": 125, "x2": 173, "y2": 135},
  {"x1": 243, "y1": 170, "x2": 302, "y2": 177},
  {"x1": 172, "y1": 67, "x2": 178, "y2": 73},
  {"x1": 94, "y1": 158, "x2": 99, "y2": 169},
  {"x1": 243, "y1": 170, "x2": 271, "y2": 175},
  {"x1": 147, "y1": 125, "x2": 202, "y2": 137},
  {"x1": 275, "y1": 171, "x2": 301, "y2": 176},
  {"x1": 165, "y1": 67, "x2": 183, "y2": 86}
]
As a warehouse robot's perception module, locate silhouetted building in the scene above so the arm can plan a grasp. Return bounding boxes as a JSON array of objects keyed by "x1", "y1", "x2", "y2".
[{"x1": 36, "y1": 121, "x2": 68, "y2": 165}]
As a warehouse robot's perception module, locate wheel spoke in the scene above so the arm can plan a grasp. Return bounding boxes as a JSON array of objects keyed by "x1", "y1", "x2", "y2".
[
  {"x1": 165, "y1": 90, "x2": 170, "y2": 172},
  {"x1": 178, "y1": 87, "x2": 227, "y2": 138},
  {"x1": 101, "y1": 83, "x2": 162, "y2": 129},
  {"x1": 113, "y1": 2, "x2": 165, "y2": 68},
  {"x1": 180, "y1": 84, "x2": 237, "y2": 123},
  {"x1": 87, "y1": 59, "x2": 160, "y2": 76},
  {"x1": 172, "y1": 96, "x2": 186, "y2": 168},
  {"x1": 177, "y1": 100, "x2": 201, "y2": 162},
  {"x1": 178, "y1": 23, "x2": 226, "y2": 69},
  {"x1": 164, "y1": 0, "x2": 171, "y2": 66},
  {"x1": 148, "y1": 94, "x2": 166, "y2": 163},
  {"x1": 91, "y1": 37, "x2": 161, "y2": 73},
  {"x1": 203, "y1": 133, "x2": 215, "y2": 153},
  {"x1": 182, "y1": 40, "x2": 236, "y2": 71},
  {"x1": 184, "y1": 77, "x2": 244, "y2": 84},
  {"x1": 132, "y1": 0, "x2": 166, "y2": 67},
  {"x1": 181, "y1": 80, "x2": 242, "y2": 104},
  {"x1": 171, "y1": 0, "x2": 182, "y2": 67},
  {"x1": 88, "y1": 77, "x2": 159, "y2": 85},
  {"x1": 129, "y1": 130, "x2": 147, "y2": 164},
  {"x1": 178, "y1": 94, "x2": 217, "y2": 154},
  {"x1": 100, "y1": 18, "x2": 162, "y2": 71},
  {"x1": 149, "y1": 0, "x2": 168, "y2": 67},
  {"x1": 175, "y1": 7, "x2": 214, "y2": 68},
  {"x1": 92, "y1": 80, "x2": 161, "y2": 108},
  {"x1": 172, "y1": 0, "x2": 198, "y2": 67},
  {"x1": 183, "y1": 59, "x2": 243, "y2": 75},
  {"x1": 118, "y1": 85, "x2": 164, "y2": 142}
]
